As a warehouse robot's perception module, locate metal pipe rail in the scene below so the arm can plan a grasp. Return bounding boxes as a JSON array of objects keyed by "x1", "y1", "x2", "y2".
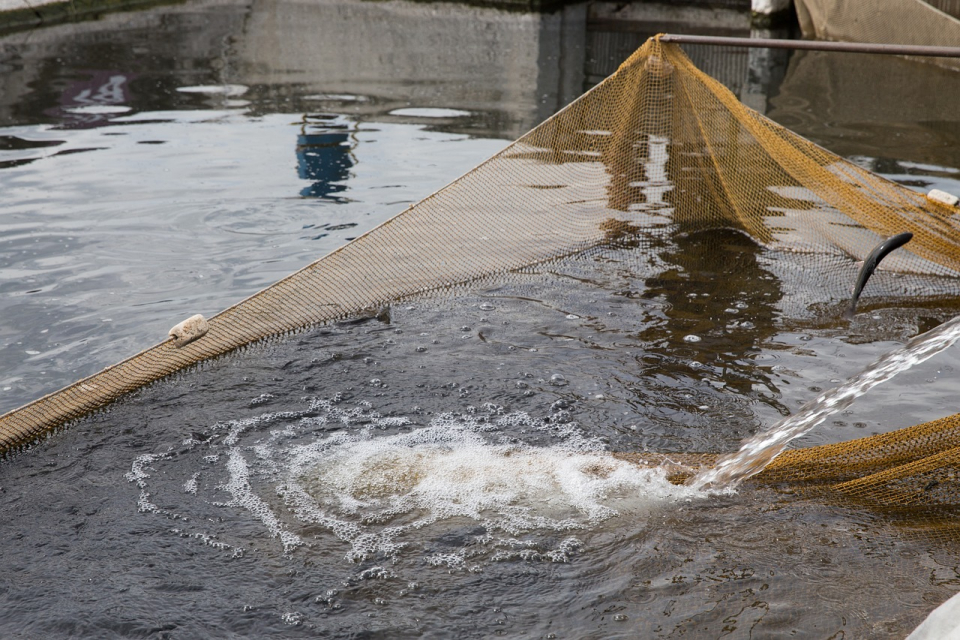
[{"x1": 657, "y1": 34, "x2": 960, "y2": 58}]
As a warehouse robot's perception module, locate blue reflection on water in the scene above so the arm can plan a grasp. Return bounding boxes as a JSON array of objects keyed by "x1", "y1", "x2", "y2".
[{"x1": 296, "y1": 115, "x2": 354, "y2": 199}]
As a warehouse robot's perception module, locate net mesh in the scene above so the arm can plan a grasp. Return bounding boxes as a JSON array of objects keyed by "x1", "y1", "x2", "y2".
[{"x1": 3, "y1": 37, "x2": 960, "y2": 520}]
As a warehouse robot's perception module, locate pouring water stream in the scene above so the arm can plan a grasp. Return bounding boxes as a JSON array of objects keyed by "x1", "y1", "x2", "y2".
[{"x1": 691, "y1": 314, "x2": 960, "y2": 490}]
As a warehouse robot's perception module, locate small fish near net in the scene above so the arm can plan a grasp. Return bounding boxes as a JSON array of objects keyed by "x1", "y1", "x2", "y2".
[{"x1": 4, "y1": 36, "x2": 960, "y2": 528}]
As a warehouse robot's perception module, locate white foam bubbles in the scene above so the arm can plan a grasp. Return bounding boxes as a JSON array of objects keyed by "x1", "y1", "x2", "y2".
[
  {"x1": 128, "y1": 398, "x2": 702, "y2": 566},
  {"x1": 297, "y1": 422, "x2": 675, "y2": 531},
  {"x1": 217, "y1": 448, "x2": 304, "y2": 552},
  {"x1": 125, "y1": 452, "x2": 169, "y2": 513}
]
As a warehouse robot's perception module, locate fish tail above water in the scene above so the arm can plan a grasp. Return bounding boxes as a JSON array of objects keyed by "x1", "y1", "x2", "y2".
[{"x1": 844, "y1": 232, "x2": 914, "y2": 320}]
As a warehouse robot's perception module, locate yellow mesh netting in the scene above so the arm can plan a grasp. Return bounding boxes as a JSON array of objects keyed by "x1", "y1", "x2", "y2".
[
  {"x1": 615, "y1": 414, "x2": 960, "y2": 520},
  {"x1": 752, "y1": 414, "x2": 960, "y2": 523},
  {"x1": 3, "y1": 37, "x2": 960, "y2": 517}
]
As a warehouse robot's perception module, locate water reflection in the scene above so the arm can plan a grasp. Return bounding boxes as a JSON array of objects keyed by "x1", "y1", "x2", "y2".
[
  {"x1": 768, "y1": 49, "x2": 960, "y2": 172},
  {"x1": 636, "y1": 228, "x2": 786, "y2": 424},
  {"x1": 47, "y1": 71, "x2": 134, "y2": 128},
  {"x1": 0, "y1": 0, "x2": 797, "y2": 136},
  {"x1": 295, "y1": 114, "x2": 355, "y2": 200}
]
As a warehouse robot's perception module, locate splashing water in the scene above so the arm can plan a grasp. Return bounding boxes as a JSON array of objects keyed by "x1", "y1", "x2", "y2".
[
  {"x1": 127, "y1": 399, "x2": 701, "y2": 567},
  {"x1": 692, "y1": 314, "x2": 960, "y2": 490}
]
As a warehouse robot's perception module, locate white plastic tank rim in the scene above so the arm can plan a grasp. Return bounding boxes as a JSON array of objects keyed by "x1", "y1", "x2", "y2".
[{"x1": 905, "y1": 589, "x2": 960, "y2": 639}]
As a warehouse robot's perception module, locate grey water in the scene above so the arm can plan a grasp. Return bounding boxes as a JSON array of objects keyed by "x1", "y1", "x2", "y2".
[
  {"x1": 4, "y1": 1, "x2": 960, "y2": 638},
  {"x1": 694, "y1": 313, "x2": 960, "y2": 489}
]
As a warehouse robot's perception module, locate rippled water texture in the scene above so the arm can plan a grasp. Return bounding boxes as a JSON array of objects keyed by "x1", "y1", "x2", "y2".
[{"x1": 4, "y1": 1, "x2": 960, "y2": 638}]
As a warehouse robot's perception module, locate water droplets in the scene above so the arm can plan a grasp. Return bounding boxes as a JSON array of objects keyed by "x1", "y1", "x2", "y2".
[
  {"x1": 183, "y1": 472, "x2": 200, "y2": 495},
  {"x1": 280, "y1": 612, "x2": 303, "y2": 626},
  {"x1": 249, "y1": 393, "x2": 274, "y2": 406}
]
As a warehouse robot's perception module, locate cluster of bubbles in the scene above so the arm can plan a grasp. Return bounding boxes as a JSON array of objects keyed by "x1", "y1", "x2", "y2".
[{"x1": 126, "y1": 396, "x2": 701, "y2": 569}]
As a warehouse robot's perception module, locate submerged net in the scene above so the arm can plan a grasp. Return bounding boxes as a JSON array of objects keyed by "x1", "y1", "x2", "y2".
[{"x1": 3, "y1": 36, "x2": 960, "y2": 519}]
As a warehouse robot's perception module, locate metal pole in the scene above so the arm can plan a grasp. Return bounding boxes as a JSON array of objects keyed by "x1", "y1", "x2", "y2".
[{"x1": 657, "y1": 34, "x2": 960, "y2": 58}]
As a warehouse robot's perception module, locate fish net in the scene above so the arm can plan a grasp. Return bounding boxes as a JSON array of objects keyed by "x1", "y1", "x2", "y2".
[{"x1": 3, "y1": 36, "x2": 960, "y2": 522}]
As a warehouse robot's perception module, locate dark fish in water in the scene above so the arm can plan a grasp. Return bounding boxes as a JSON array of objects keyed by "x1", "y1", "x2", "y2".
[{"x1": 844, "y1": 232, "x2": 914, "y2": 320}]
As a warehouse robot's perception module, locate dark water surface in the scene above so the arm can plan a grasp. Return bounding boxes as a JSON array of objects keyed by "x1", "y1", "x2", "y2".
[{"x1": 3, "y1": 1, "x2": 960, "y2": 638}]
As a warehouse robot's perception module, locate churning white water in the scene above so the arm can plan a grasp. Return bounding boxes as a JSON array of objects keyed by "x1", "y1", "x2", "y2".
[
  {"x1": 127, "y1": 399, "x2": 701, "y2": 567},
  {"x1": 126, "y1": 314, "x2": 960, "y2": 567}
]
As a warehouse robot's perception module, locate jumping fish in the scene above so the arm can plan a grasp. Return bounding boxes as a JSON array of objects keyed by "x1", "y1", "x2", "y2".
[{"x1": 844, "y1": 232, "x2": 914, "y2": 320}]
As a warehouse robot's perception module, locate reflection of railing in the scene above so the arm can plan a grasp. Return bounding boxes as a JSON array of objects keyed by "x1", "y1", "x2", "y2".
[{"x1": 659, "y1": 33, "x2": 960, "y2": 57}]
